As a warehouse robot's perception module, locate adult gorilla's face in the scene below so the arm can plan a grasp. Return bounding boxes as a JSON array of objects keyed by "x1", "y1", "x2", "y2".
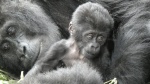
[{"x1": 0, "y1": 0, "x2": 61, "y2": 77}]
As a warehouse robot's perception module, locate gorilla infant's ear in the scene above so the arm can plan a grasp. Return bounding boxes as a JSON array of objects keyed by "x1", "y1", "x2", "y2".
[{"x1": 68, "y1": 21, "x2": 73, "y2": 35}]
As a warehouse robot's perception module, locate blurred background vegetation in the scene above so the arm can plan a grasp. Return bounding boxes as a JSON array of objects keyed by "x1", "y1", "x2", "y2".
[{"x1": 0, "y1": 69, "x2": 18, "y2": 84}]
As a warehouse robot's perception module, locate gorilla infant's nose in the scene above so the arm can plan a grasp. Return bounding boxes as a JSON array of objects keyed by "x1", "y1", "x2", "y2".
[{"x1": 91, "y1": 44, "x2": 99, "y2": 50}]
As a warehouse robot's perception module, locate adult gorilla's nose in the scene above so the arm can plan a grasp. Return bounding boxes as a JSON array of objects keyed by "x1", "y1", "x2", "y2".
[{"x1": 18, "y1": 42, "x2": 28, "y2": 56}]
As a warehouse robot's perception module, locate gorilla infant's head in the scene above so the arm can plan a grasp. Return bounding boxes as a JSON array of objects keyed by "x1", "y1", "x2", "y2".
[
  {"x1": 0, "y1": 0, "x2": 61, "y2": 77},
  {"x1": 70, "y1": 2, "x2": 114, "y2": 58}
]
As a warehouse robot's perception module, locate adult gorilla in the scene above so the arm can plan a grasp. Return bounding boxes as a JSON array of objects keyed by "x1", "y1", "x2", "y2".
[{"x1": 0, "y1": 0, "x2": 77, "y2": 77}]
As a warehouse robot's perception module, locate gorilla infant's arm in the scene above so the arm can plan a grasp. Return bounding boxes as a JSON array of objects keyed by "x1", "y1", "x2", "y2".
[
  {"x1": 23, "y1": 39, "x2": 69, "y2": 76},
  {"x1": 24, "y1": 37, "x2": 82, "y2": 77}
]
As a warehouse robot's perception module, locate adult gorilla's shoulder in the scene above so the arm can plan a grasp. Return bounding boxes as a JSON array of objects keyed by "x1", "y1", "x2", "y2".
[{"x1": 0, "y1": 0, "x2": 65, "y2": 77}]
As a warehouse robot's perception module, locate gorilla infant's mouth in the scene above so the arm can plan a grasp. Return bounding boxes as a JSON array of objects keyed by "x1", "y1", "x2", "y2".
[
  {"x1": 84, "y1": 51, "x2": 95, "y2": 58},
  {"x1": 86, "y1": 50, "x2": 96, "y2": 55},
  {"x1": 84, "y1": 49, "x2": 100, "y2": 59}
]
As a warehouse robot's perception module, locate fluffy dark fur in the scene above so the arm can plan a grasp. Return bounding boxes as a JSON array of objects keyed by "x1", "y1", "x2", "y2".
[{"x1": 22, "y1": 61, "x2": 103, "y2": 84}]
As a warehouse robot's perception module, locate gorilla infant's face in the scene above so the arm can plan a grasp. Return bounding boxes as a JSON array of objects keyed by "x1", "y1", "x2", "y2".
[
  {"x1": 73, "y1": 24, "x2": 108, "y2": 59},
  {"x1": 72, "y1": 20, "x2": 110, "y2": 59},
  {"x1": 0, "y1": 0, "x2": 61, "y2": 76},
  {"x1": 80, "y1": 29, "x2": 107, "y2": 58}
]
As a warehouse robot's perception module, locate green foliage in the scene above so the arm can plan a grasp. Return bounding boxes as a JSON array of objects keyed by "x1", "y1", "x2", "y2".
[
  {"x1": 0, "y1": 69, "x2": 18, "y2": 84},
  {"x1": 0, "y1": 70, "x2": 12, "y2": 81},
  {"x1": 0, "y1": 80, "x2": 18, "y2": 84}
]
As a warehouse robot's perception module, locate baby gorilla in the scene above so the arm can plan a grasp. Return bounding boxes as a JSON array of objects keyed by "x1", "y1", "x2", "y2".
[{"x1": 24, "y1": 2, "x2": 114, "y2": 80}]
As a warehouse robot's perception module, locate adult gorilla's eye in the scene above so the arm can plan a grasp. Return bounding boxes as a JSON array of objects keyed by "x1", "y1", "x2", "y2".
[
  {"x1": 86, "y1": 34, "x2": 93, "y2": 40},
  {"x1": 97, "y1": 36, "x2": 103, "y2": 42},
  {"x1": 2, "y1": 42, "x2": 10, "y2": 51},
  {"x1": 7, "y1": 26, "x2": 16, "y2": 36}
]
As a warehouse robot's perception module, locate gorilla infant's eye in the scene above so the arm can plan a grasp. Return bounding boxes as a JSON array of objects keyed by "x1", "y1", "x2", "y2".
[
  {"x1": 7, "y1": 26, "x2": 16, "y2": 35},
  {"x1": 97, "y1": 36, "x2": 103, "y2": 42},
  {"x1": 2, "y1": 42, "x2": 10, "y2": 50},
  {"x1": 86, "y1": 34, "x2": 93, "y2": 40}
]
